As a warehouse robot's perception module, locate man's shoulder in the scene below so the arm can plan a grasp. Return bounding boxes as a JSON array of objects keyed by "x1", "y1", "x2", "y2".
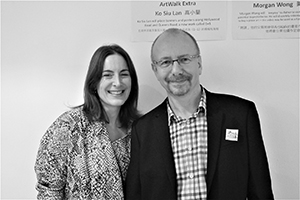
[
  {"x1": 133, "y1": 100, "x2": 167, "y2": 124},
  {"x1": 206, "y1": 89, "x2": 256, "y2": 114},
  {"x1": 207, "y1": 89, "x2": 253, "y2": 104}
]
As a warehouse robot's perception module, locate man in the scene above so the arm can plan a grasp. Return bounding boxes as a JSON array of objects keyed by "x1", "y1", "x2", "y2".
[{"x1": 125, "y1": 28, "x2": 274, "y2": 199}]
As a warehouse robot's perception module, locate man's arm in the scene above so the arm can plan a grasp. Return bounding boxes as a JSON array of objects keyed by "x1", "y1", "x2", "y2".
[
  {"x1": 125, "y1": 124, "x2": 141, "y2": 199},
  {"x1": 247, "y1": 102, "x2": 274, "y2": 199}
]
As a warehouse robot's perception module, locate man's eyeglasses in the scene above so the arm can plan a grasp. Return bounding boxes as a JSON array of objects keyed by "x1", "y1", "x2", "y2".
[{"x1": 152, "y1": 54, "x2": 200, "y2": 69}]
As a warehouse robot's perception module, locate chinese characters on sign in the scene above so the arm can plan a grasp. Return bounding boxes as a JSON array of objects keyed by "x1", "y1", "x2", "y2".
[
  {"x1": 232, "y1": 1, "x2": 300, "y2": 39},
  {"x1": 131, "y1": 1, "x2": 227, "y2": 42}
]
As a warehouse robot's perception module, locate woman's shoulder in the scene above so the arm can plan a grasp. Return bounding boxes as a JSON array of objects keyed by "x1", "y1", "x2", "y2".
[
  {"x1": 57, "y1": 106, "x2": 85, "y2": 121},
  {"x1": 40, "y1": 107, "x2": 90, "y2": 144},
  {"x1": 55, "y1": 106, "x2": 95, "y2": 128}
]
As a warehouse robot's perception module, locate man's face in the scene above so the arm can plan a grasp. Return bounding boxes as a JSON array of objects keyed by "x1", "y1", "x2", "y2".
[{"x1": 151, "y1": 32, "x2": 202, "y2": 97}]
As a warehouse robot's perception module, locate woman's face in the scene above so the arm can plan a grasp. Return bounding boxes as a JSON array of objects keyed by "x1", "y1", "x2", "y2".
[{"x1": 97, "y1": 54, "x2": 131, "y2": 111}]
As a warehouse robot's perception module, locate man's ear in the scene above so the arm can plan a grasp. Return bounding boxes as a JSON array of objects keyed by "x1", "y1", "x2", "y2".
[
  {"x1": 151, "y1": 63, "x2": 157, "y2": 72},
  {"x1": 198, "y1": 56, "x2": 202, "y2": 75}
]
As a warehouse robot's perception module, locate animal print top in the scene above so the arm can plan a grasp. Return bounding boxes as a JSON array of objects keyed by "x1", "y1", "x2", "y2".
[{"x1": 34, "y1": 107, "x2": 131, "y2": 199}]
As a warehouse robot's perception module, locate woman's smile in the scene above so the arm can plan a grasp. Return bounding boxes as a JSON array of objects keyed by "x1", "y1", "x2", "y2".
[{"x1": 108, "y1": 89, "x2": 126, "y2": 96}]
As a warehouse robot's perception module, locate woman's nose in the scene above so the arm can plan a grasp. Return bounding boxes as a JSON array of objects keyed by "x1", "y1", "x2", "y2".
[{"x1": 112, "y1": 75, "x2": 121, "y2": 86}]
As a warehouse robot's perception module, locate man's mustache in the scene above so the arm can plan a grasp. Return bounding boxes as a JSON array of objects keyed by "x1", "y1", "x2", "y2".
[{"x1": 166, "y1": 74, "x2": 191, "y2": 82}]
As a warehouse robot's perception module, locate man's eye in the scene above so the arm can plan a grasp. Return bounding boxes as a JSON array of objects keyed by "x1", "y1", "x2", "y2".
[
  {"x1": 180, "y1": 57, "x2": 191, "y2": 63},
  {"x1": 160, "y1": 60, "x2": 171, "y2": 66}
]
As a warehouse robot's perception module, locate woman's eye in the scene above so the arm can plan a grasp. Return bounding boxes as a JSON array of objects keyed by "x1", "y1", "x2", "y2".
[
  {"x1": 121, "y1": 72, "x2": 130, "y2": 77},
  {"x1": 103, "y1": 73, "x2": 113, "y2": 78}
]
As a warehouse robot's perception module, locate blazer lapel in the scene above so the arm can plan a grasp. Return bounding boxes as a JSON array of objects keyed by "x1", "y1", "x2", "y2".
[
  {"x1": 152, "y1": 100, "x2": 177, "y2": 192},
  {"x1": 205, "y1": 90, "x2": 224, "y2": 193}
]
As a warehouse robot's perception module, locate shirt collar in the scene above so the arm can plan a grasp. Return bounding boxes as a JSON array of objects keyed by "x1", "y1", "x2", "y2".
[{"x1": 167, "y1": 85, "x2": 207, "y2": 126}]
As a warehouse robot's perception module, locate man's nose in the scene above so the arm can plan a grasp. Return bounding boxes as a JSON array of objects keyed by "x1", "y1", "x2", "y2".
[{"x1": 171, "y1": 60, "x2": 183, "y2": 75}]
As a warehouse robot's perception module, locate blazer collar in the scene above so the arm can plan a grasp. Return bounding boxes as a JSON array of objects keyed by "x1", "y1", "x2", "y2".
[{"x1": 205, "y1": 89, "x2": 224, "y2": 193}]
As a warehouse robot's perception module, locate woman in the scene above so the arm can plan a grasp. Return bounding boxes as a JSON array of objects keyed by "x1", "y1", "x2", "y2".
[{"x1": 34, "y1": 44, "x2": 140, "y2": 199}]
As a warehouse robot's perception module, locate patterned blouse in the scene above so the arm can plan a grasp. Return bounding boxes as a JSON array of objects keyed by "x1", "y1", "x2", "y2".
[{"x1": 34, "y1": 107, "x2": 131, "y2": 199}]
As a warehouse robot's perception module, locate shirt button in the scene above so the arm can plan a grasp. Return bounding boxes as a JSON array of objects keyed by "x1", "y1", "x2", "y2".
[
  {"x1": 200, "y1": 107, "x2": 204, "y2": 112},
  {"x1": 185, "y1": 147, "x2": 192, "y2": 153},
  {"x1": 188, "y1": 173, "x2": 194, "y2": 179}
]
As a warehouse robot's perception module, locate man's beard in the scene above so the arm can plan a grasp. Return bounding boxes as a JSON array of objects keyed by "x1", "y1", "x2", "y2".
[{"x1": 166, "y1": 73, "x2": 192, "y2": 96}]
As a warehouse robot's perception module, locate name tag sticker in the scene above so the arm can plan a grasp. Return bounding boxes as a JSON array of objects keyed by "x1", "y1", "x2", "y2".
[{"x1": 225, "y1": 129, "x2": 239, "y2": 141}]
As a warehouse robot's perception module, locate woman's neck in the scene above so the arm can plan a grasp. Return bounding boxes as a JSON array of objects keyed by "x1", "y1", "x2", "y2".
[
  {"x1": 104, "y1": 107, "x2": 126, "y2": 141},
  {"x1": 104, "y1": 106, "x2": 120, "y2": 125}
]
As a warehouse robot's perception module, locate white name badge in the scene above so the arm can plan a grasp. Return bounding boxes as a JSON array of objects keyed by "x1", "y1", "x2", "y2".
[{"x1": 225, "y1": 129, "x2": 239, "y2": 141}]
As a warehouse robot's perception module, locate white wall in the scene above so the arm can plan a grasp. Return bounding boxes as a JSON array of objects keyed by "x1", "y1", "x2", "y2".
[{"x1": 1, "y1": 1, "x2": 299, "y2": 199}]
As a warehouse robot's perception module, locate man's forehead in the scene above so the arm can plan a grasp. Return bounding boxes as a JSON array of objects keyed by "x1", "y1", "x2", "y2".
[{"x1": 153, "y1": 34, "x2": 197, "y2": 57}]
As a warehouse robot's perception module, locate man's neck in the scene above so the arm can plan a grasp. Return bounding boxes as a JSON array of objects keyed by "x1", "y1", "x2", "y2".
[{"x1": 168, "y1": 86, "x2": 202, "y2": 119}]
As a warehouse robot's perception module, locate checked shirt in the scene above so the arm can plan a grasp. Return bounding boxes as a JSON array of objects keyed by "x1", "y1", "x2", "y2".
[{"x1": 167, "y1": 88, "x2": 208, "y2": 200}]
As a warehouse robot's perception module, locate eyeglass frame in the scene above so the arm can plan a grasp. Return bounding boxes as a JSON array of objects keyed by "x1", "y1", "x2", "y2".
[{"x1": 152, "y1": 54, "x2": 200, "y2": 69}]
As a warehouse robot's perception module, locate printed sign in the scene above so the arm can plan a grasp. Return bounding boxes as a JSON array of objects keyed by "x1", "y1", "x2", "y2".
[
  {"x1": 131, "y1": 1, "x2": 227, "y2": 42},
  {"x1": 232, "y1": 1, "x2": 300, "y2": 39}
]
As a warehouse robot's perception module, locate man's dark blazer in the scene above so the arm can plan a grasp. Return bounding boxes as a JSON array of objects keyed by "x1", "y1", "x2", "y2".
[{"x1": 125, "y1": 89, "x2": 274, "y2": 200}]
